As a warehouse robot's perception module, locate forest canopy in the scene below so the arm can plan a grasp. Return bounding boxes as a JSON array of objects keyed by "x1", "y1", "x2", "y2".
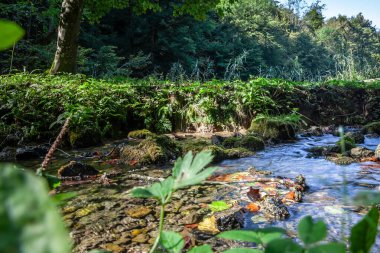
[{"x1": 0, "y1": 0, "x2": 379, "y2": 81}]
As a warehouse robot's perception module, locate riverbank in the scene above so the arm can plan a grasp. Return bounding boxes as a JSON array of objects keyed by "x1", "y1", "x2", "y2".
[{"x1": 1, "y1": 74, "x2": 380, "y2": 151}]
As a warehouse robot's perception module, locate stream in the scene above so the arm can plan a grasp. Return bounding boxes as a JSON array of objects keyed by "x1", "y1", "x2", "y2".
[{"x1": 219, "y1": 133, "x2": 380, "y2": 250}]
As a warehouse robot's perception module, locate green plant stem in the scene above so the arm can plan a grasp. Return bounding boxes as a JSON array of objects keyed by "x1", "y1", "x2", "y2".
[
  {"x1": 149, "y1": 192, "x2": 172, "y2": 253},
  {"x1": 149, "y1": 204, "x2": 165, "y2": 253}
]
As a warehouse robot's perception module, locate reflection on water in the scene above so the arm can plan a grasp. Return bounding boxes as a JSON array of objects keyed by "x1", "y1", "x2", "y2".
[{"x1": 219, "y1": 134, "x2": 380, "y2": 251}]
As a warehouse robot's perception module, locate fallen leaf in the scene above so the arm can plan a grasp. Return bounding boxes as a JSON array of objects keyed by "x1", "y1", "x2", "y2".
[
  {"x1": 246, "y1": 203, "x2": 260, "y2": 212},
  {"x1": 285, "y1": 191, "x2": 295, "y2": 200},
  {"x1": 185, "y1": 223, "x2": 198, "y2": 229},
  {"x1": 247, "y1": 187, "x2": 261, "y2": 201}
]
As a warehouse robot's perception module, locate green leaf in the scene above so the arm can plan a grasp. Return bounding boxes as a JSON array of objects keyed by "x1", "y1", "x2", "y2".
[
  {"x1": 0, "y1": 164, "x2": 71, "y2": 253},
  {"x1": 209, "y1": 201, "x2": 232, "y2": 212},
  {"x1": 0, "y1": 20, "x2": 24, "y2": 51},
  {"x1": 298, "y1": 216, "x2": 327, "y2": 245},
  {"x1": 218, "y1": 228, "x2": 285, "y2": 245},
  {"x1": 349, "y1": 207, "x2": 379, "y2": 253},
  {"x1": 51, "y1": 192, "x2": 77, "y2": 206},
  {"x1": 223, "y1": 248, "x2": 263, "y2": 253},
  {"x1": 265, "y1": 238, "x2": 303, "y2": 253},
  {"x1": 187, "y1": 245, "x2": 213, "y2": 253},
  {"x1": 160, "y1": 231, "x2": 184, "y2": 253},
  {"x1": 308, "y1": 243, "x2": 346, "y2": 253},
  {"x1": 173, "y1": 151, "x2": 217, "y2": 190},
  {"x1": 132, "y1": 177, "x2": 174, "y2": 204}
]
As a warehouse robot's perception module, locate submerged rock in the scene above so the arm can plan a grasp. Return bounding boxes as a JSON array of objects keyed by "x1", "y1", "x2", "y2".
[
  {"x1": 126, "y1": 206, "x2": 152, "y2": 219},
  {"x1": 58, "y1": 161, "x2": 99, "y2": 177},
  {"x1": 326, "y1": 156, "x2": 355, "y2": 165},
  {"x1": 121, "y1": 135, "x2": 181, "y2": 165}
]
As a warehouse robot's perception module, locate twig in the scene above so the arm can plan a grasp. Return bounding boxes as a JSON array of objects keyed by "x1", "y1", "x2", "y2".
[
  {"x1": 40, "y1": 117, "x2": 70, "y2": 172},
  {"x1": 125, "y1": 174, "x2": 164, "y2": 182}
]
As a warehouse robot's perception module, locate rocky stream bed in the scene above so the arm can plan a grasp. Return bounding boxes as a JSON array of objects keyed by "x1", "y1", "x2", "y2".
[{"x1": 1, "y1": 127, "x2": 380, "y2": 253}]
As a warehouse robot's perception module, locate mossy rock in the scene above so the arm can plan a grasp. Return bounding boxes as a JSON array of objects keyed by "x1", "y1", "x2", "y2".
[
  {"x1": 120, "y1": 135, "x2": 181, "y2": 165},
  {"x1": 222, "y1": 135, "x2": 264, "y2": 151},
  {"x1": 127, "y1": 129, "x2": 155, "y2": 139},
  {"x1": 69, "y1": 127, "x2": 102, "y2": 148},
  {"x1": 249, "y1": 114, "x2": 300, "y2": 141},
  {"x1": 181, "y1": 139, "x2": 253, "y2": 162},
  {"x1": 344, "y1": 132, "x2": 364, "y2": 144},
  {"x1": 363, "y1": 121, "x2": 380, "y2": 135}
]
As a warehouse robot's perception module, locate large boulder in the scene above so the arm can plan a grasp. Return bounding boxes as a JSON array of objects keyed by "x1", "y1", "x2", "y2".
[
  {"x1": 120, "y1": 135, "x2": 181, "y2": 165},
  {"x1": 344, "y1": 131, "x2": 365, "y2": 144},
  {"x1": 249, "y1": 115, "x2": 300, "y2": 141},
  {"x1": 58, "y1": 161, "x2": 99, "y2": 177}
]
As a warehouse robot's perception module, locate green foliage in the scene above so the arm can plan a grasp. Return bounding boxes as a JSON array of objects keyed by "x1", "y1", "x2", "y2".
[
  {"x1": 160, "y1": 231, "x2": 185, "y2": 253},
  {"x1": 0, "y1": 164, "x2": 71, "y2": 253},
  {"x1": 188, "y1": 245, "x2": 213, "y2": 253},
  {"x1": 349, "y1": 207, "x2": 379, "y2": 253},
  {"x1": 0, "y1": 20, "x2": 24, "y2": 51},
  {"x1": 298, "y1": 216, "x2": 327, "y2": 244},
  {"x1": 218, "y1": 228, "x2": 285, "y2": 245}
]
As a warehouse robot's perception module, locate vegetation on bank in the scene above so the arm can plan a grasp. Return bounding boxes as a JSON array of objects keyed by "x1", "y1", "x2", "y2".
[{"x1": 1, "y1": 73, "x2": 380, "y2": 148}]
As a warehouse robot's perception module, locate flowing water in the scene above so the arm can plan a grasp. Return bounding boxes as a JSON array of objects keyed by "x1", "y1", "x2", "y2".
[{"x1": 219, "y1": 134, "x2": 380, "y2": 250}]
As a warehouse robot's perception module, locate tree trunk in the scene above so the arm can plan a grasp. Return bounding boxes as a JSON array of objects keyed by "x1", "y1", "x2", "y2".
[{"x1": 50, "y1": 0, "x2": 84, "y2": 74}]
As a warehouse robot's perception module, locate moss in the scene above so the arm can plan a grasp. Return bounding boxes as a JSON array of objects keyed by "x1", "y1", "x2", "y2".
[
  {"x1": 181, "y1": 138, "x2": 254, "y2": 162},
  {"x1": 69, "y1": 127, "x2": 102, "y2": 148},
  {"x1": 249, "y1": 114, "x2": 302, "y2": 140},
  {"x1": 363, "y1": 121, "x2": 380, "y2": 135},
  {"x1": 127, "y1": 129, "x2": 155, "y2": 139},
  {"x1": 121, "y1": 135, "x2": 181, "y2": 165},
  {"x1": 222, "y1": 135, "x2": 264, "y2": 151}
]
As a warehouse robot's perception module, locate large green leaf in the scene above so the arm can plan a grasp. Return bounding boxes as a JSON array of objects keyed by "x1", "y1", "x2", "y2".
[
  {"x1": 308, "y1": 243, "x2": 346, "y2": 253},
  {"x1": 160, "y1": 231, "x2": 184, "y2": 253},
  {"x1": 132, "y1": 176, "x2": 174, "y2": 204},
  {"x1": 298, "y1": 216, "x2": 327, "y2": 245},
  {"x1": 265, "y1": 238, "x2": 303, "y2": 253},
  {"x1": 0, "y1": 20, "x2": 24, "y2": 51},
  {"x1": 218, "y1": 228, "x2": 285, "y2": 245},
  {"x1": 0, "y1": 164, "x2": 71, "y2": 253},
  {"x1": 187, "y1": 245, "x2": 214, "y2": 253},
  {"x1": 349, "y1": 207, "x2": 379, "y2": 253},
  {"x1": 173, "y1": 151, "x2": 218, "y2": 190}
]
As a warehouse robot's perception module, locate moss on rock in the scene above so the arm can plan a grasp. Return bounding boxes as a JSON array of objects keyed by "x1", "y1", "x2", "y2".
[
  {"x1": 249, "y1": 114, "x2": 301, "y2": 141},
  {"x1": 335, "y1": 136, "x2": 356, "y2": 151},
  {"x1": 127, "y1": 129, "x2": 155, "y2": 139},
  {"x1": 120, "y1": 135, "x2": 181, "y2": 165},
  {"x1": 69, "y1": 127, "x2": 102, "y2": 148},
  {"x1": 222, "y1": 135, "x2": 264, "y2": 151},
  {"x1": 363, "y1": 121, "x2": 380, "y2": 135}
]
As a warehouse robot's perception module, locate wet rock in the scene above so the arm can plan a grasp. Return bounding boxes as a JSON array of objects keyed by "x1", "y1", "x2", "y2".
[
  {"x1": 58, "y1": 161, "x2": 99, "y2": 177},
  {"x1": 306, "y1": 146, "x2": 326, "y2": 158},
  {"x1": 121, "y1": 135, "x2": 181, "y2": 165},
  {"x1": 178, "y1": 212, "x2": 202, "y2": 225},
  {"x1": 211, "y1": 135, "x2": 225, "y2": 146},
  {"x1": 345, "y1": 131, "x2": 365, "y2": 144},
  {"x1": 376, "y1": 144, "x2": 380, "y2": 160},
  {"x1": 15, "y1": 145, "x2": 48, "y2": 160},
  {"x1": 326, "y1": 156, "x2": 355, "y2": 165},
  {"x1": 261, "y1": 197, "x2": 290, "y2": 220},
  {"x1": 350, "y1": 147, "x2": 374, "y2": 159},
  {"x1": 128, "y1": 129, "x2": 155, "y2": 139},
  {"x1": 126, "y1": 206, "x2": 152, "y2": 219},
  {"x1": 0, "y1": 147, "x2": 14, "y2": 161},
  {"x1": 214, "y1": 206, "x2": 245, "y2": 231},
  {"x1": 101, "y1": 243, "x2": 124, "y2": 253},
  {"x1": 249, "y1": 116, "x2": 297, "y2": 141}
]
